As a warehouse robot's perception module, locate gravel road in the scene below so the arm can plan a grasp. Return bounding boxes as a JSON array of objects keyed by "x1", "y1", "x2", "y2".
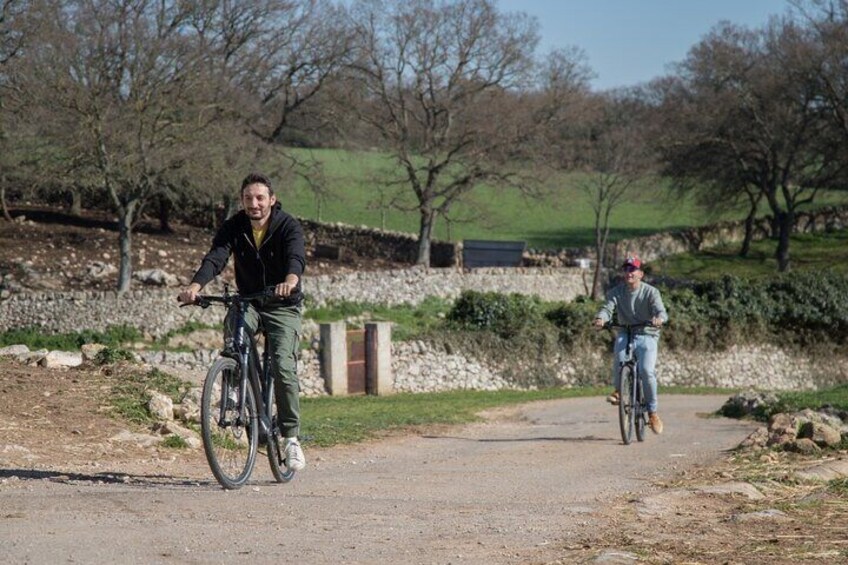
[{"x1": 0, "y1": 395, "x2": 757, "y2": 564}]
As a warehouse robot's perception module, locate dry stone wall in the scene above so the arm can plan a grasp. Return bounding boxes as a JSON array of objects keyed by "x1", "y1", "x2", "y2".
[
  {"x1": 0, "y1": 267, "x2": 590, "y2": 337},
  {"x1": 307, "y1": 204, "x2": 848, "y2": 269},
  {"x1": 128, "y1": 338, "x2": 846, "y2": 396},
  {"x1": 391, "y1": 341, "x2": 847, "y2": 393}
]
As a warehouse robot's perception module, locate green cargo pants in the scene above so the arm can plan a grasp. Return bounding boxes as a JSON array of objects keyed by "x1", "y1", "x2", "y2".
[{"x1": 225, "y1": 301, "x2": 302, "y2": 439}]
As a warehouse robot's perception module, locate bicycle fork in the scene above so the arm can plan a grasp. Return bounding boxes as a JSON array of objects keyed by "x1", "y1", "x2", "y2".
[
  {"x1": 257, "y1": 347, "x2": 275, "y2": 439},
  {"x1": 217, "y1": 305, "x2": 252, "y2": 430}
]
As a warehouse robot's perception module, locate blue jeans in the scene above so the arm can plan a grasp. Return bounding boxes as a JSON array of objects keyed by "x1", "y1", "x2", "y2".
[{"x1": 612, "y1": 332, "x2": 659, "y2": 413}]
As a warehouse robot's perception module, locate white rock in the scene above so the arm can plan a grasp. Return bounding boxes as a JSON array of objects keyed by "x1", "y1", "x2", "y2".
[{"x1": 40, "y1": 350, "x2": 83, "y2": 368}]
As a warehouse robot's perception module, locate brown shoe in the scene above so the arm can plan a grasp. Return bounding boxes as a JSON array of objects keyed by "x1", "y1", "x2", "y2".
[
  {"x1": 606, "y1": 391, "x2": 620, "y2": 405},
  {"x1": 649, "y1": 413, "x2": 664, "y2": 434}
]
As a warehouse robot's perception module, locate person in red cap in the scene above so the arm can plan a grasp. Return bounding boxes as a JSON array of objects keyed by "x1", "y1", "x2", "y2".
[{"x1": 593, "y1": 254, "x2": 668, "y2": 434}]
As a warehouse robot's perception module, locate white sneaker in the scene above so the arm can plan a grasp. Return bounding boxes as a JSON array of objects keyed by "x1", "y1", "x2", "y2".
[{"x1": 284, "y1": 438, "x2": 306, "y2": 471}]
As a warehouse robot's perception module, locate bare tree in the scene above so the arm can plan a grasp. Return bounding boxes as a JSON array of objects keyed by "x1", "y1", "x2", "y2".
[
  {"x1": 14, "y1": 0, "x2": 230, "y2": 291},
  {"x1": 183, "y1": 0, "x2": 355, "y2": 222},
  {"x1": 346, "y1": 0, "x2": 541, "y2": 265},
  {"x1": 0, "y1": 0, "x2": 31, "y2": 221},
  {"x1": 656, "y1": 19, "x2": 848, "y2": 272},
  {"x1": 793, "y1": 1, "x2": 848, "y2": 140},
  {"x1": 579, "y1": 92, "x2": 654, "y2": 299}
]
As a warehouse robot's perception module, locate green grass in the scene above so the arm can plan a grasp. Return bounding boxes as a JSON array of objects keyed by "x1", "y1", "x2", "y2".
[
  {"x1": 301, "y1": 386, "x2": 606, "y2": 447},
  {"x1": 653, "y1": 230, "x2": 848, "y2": 280},
  {"x1": 280, "y1": 148, "x2": 848, "y2": 249},
  {"x1": 304, "y1": 296, "x2": 452, "y2": 341},
  {"x1": 109, "y1": 368, "x2": 191, "y2": 425},
  {"x1": 773, "y1": 383, "x2": 848, "y2": 414},
  {"x1": 0, "y1": 325, "x2": 142, "y2": 350},
  {"x1": 296, "y1": 384, "x2": 841, "y2": 448}
]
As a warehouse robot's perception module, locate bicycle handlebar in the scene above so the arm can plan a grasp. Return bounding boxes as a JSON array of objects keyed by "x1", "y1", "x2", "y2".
[
  {"x1": 179, "y1": 286, "x2": 296, "y2": 309},
  {"x1": 602, "y1": 322, "x2": 655, "y2": 331}
]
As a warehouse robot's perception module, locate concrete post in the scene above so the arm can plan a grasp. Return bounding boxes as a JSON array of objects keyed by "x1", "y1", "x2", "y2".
[
  {"x1": 320, "y1": 321, "x2": 347, "y2": 396},
  {"x1": 365, "y1": 322, "x2": 393, "y2": 395}
]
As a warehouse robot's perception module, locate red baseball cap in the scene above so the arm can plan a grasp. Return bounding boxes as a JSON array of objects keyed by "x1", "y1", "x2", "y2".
[{"x1": 622, "y1": 255, "x2": 642, "y2": 270}]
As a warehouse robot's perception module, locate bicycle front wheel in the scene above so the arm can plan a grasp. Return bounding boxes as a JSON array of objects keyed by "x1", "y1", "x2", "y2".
[
  {"x1": 265, "y1": 381, "x2": 295, "y2": 483},
  {"x1": 618, "y1": 365, "x2": 635, "y2": 445},
  {"x1": 201, "y1": 357, "x2": 259, "y2": 490},
  {"x1": 635, "y1": 376, "x2": 646, "y2": 442}
]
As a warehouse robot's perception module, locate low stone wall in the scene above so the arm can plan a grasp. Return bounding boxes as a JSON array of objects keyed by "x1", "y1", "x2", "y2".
[
  {"x1": 305, "y1": 266, "x2": 588, "y2": 307},
  {"x1": 391, "y1": 341, "x2": 846, "y2": 393},
  {"x1": 135, "y1": 339, "x2": 846, "y2": 395},
  {"x1": 0, "y1": 267, "x2": 589, "y2": 337},
  {"x1": 300, "y1": 219, "x2": 457, "y2": 267}
]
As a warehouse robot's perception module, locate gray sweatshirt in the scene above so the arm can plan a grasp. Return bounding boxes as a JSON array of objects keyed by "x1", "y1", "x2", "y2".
[{"x1": 595, "y1": 282, "x2": 668, "y2": 336}]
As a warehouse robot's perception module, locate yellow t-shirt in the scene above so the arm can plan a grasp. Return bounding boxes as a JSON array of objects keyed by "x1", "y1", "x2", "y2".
[{"x1": 252, "y1": 226, "x2": 267, "y2": 247}]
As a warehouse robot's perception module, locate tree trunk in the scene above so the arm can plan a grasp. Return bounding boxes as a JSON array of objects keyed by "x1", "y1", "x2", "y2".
[
  {"x1": 158, "y1": 196, "x2": 173, "y2": 233},
  {"x1": 223, "y1": 195, "x2": 238, "y2": 225},
  {"x1": 591, "y1": 247, "x2": 605, "y2": 301},
  {"x1": 116, "y1": 203, "x2": 137, "y2": 293},
  {"x1": 416, "y1": 209, "x2": 435, "y2": 266},
  {"x1": 68, "y1": 188, "x2": 82, "y2": 217},
  {"x1": 775, "y1": 210, "x2": 793, "y2": 273},
  {"x1": 1, "y1": 182, "x2": 11, "y2": 221},
  {"x1": 739, "y1": 211, "x2": 755, "y2": 257}
]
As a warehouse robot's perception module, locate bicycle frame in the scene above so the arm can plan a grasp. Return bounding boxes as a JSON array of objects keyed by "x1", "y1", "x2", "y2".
[
  {"x1": 608, "y1": 323, "x2": 651, "y2": 445},
  {"x1": 186, "y1": 285, "x2": 295, "y2": 488},
  {"x1": 219, "y1": 290, "x2": 276, "y2": 440}
]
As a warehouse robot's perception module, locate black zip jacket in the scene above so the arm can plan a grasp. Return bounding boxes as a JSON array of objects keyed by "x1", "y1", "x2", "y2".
[{"x1": 191, "y1": 203, "x2": 306, "y2": 306}]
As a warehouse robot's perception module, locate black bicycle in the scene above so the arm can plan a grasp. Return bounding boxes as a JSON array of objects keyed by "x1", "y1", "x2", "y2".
[
  {"x1": 607, "y1": 323, "x2": 653, "y2": 445},
  {"x1": 183, "y1": 286, "x2": 294, "y2": 489}
]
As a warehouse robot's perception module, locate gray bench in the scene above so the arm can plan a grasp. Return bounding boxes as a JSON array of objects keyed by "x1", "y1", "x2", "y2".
[{"x1": 462, "y1": 240, "x2": 525, "y2": 268}]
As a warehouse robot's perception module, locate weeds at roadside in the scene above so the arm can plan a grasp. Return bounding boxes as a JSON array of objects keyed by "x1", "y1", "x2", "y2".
[{"x1": 105, "y1": 366, "x2": 192, "y2": 425}]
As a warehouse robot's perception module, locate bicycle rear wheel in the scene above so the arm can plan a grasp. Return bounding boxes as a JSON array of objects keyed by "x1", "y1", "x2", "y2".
[
  {"x1": 201, "y1": 357, "x2": 258, "y2": 489},
  {"x1": 618, "y1": 365, "x2": 635, "y2": 445},
  {"x1": 265, "y1": 381, "x2": 295, "y2": 483},
  {"x1": 635, "y1": 376, "x2": 646, "y2": 442}
]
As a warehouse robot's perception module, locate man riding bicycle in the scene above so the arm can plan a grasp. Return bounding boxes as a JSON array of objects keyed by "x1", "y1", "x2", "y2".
[
  {"x1": 178, "y1": 172, "x2": 307, "y2": 471},
  {"x1": 593, "y1": 254, "x2": 668, "y2": 434}
]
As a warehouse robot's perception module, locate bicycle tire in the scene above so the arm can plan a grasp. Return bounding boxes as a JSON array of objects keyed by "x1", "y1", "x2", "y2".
[
  {"x1": 635, "y1": 375, "x2": 646, "y2": 442},
  {"x1": 618, "y1": 365, "x2": 635, "y2": 445},
  {"x1": 265, "y1": 381, "x2": 295, "y2": 483},
  {"x1": 201, "y1": 357, "x2": 259, "y2": 490}
]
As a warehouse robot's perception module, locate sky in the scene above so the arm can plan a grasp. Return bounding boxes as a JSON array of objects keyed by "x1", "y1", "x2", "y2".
[{"x1": 498, "y1": 0, "x2": 791, "y2": 91}]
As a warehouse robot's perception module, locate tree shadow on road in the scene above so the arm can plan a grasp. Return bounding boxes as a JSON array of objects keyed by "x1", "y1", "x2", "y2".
[{"x1": 0, "y1": 467, "x2": 215, "y2": 489}]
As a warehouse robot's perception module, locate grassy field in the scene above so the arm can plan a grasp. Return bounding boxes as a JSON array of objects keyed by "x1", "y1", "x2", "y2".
[
  {"x1": 278, "y1": 148, "x2": 848, "y2": 249},
  {"x1": 654, "y1": 230, "x2": 848, "y2": 280}
]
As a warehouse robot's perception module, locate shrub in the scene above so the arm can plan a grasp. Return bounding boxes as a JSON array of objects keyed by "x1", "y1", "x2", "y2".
[
  {"x1": 544, "y1": 296, "x2": 607, "y2": 349},
  {"x1": 94, "y1": 347, "x2": 136, "y2": 365},
  {"x1": 658, "y1": 270, "x2": 848, "y2": 351},
  {"x1": 0, "y1": 324, "x2": 142, "y2": 350},
  {"x1": 447, "y1": 290, "x2": 542, "y2": 339}
]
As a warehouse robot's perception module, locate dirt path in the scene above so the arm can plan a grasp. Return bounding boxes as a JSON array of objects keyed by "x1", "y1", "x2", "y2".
[{"x1": 0, "y1": 395, "x2": 757, "y2": 564}]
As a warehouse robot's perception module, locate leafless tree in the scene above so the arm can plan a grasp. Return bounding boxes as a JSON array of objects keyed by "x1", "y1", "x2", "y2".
[
  {"x1": 577, "y1": 91, "x2": 654, "y2": 299},
  {"x1": 0, "y1": 0, "x2": 32, "y2": 220},
  {"x1": 12, "y1": 0, "x2": 231, "y2": 291},
  {"x1": 656, "y1": 19, "x2": 848, "y2": 272},
  {"x1": 792, "y1": 1, "x2": 848, "y2": 141},
  {"x1": 182, "y1": 0, "x2": 355, "y2": 223},
  {"x1": 345, "y1": 0, "x2": 542, "y2": 265}
]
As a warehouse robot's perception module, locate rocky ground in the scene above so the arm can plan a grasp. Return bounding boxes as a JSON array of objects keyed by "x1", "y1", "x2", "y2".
[
  {"x1": 0, "y1": 206, "x2": 407, "y2": 295},
  {"x1": 1, "y1": 207, "x2": 847, "y2": 563}
]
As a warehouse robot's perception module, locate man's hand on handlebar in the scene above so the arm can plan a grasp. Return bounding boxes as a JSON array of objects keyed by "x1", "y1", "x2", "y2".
[
  {"x1": 274, "y1": 275, "x2": 299, "y2": 298},
  {"x1": 593, "y1": 319, "x2": 663, "y2": 330},
  {"x1": 178, "y1": 283, "x2": 202, "y2": 305}
]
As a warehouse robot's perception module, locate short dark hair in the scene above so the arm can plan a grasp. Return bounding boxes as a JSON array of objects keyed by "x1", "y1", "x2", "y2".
[{"x1": 240, "y1": 172, "x2": 274, "y2": 196}]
